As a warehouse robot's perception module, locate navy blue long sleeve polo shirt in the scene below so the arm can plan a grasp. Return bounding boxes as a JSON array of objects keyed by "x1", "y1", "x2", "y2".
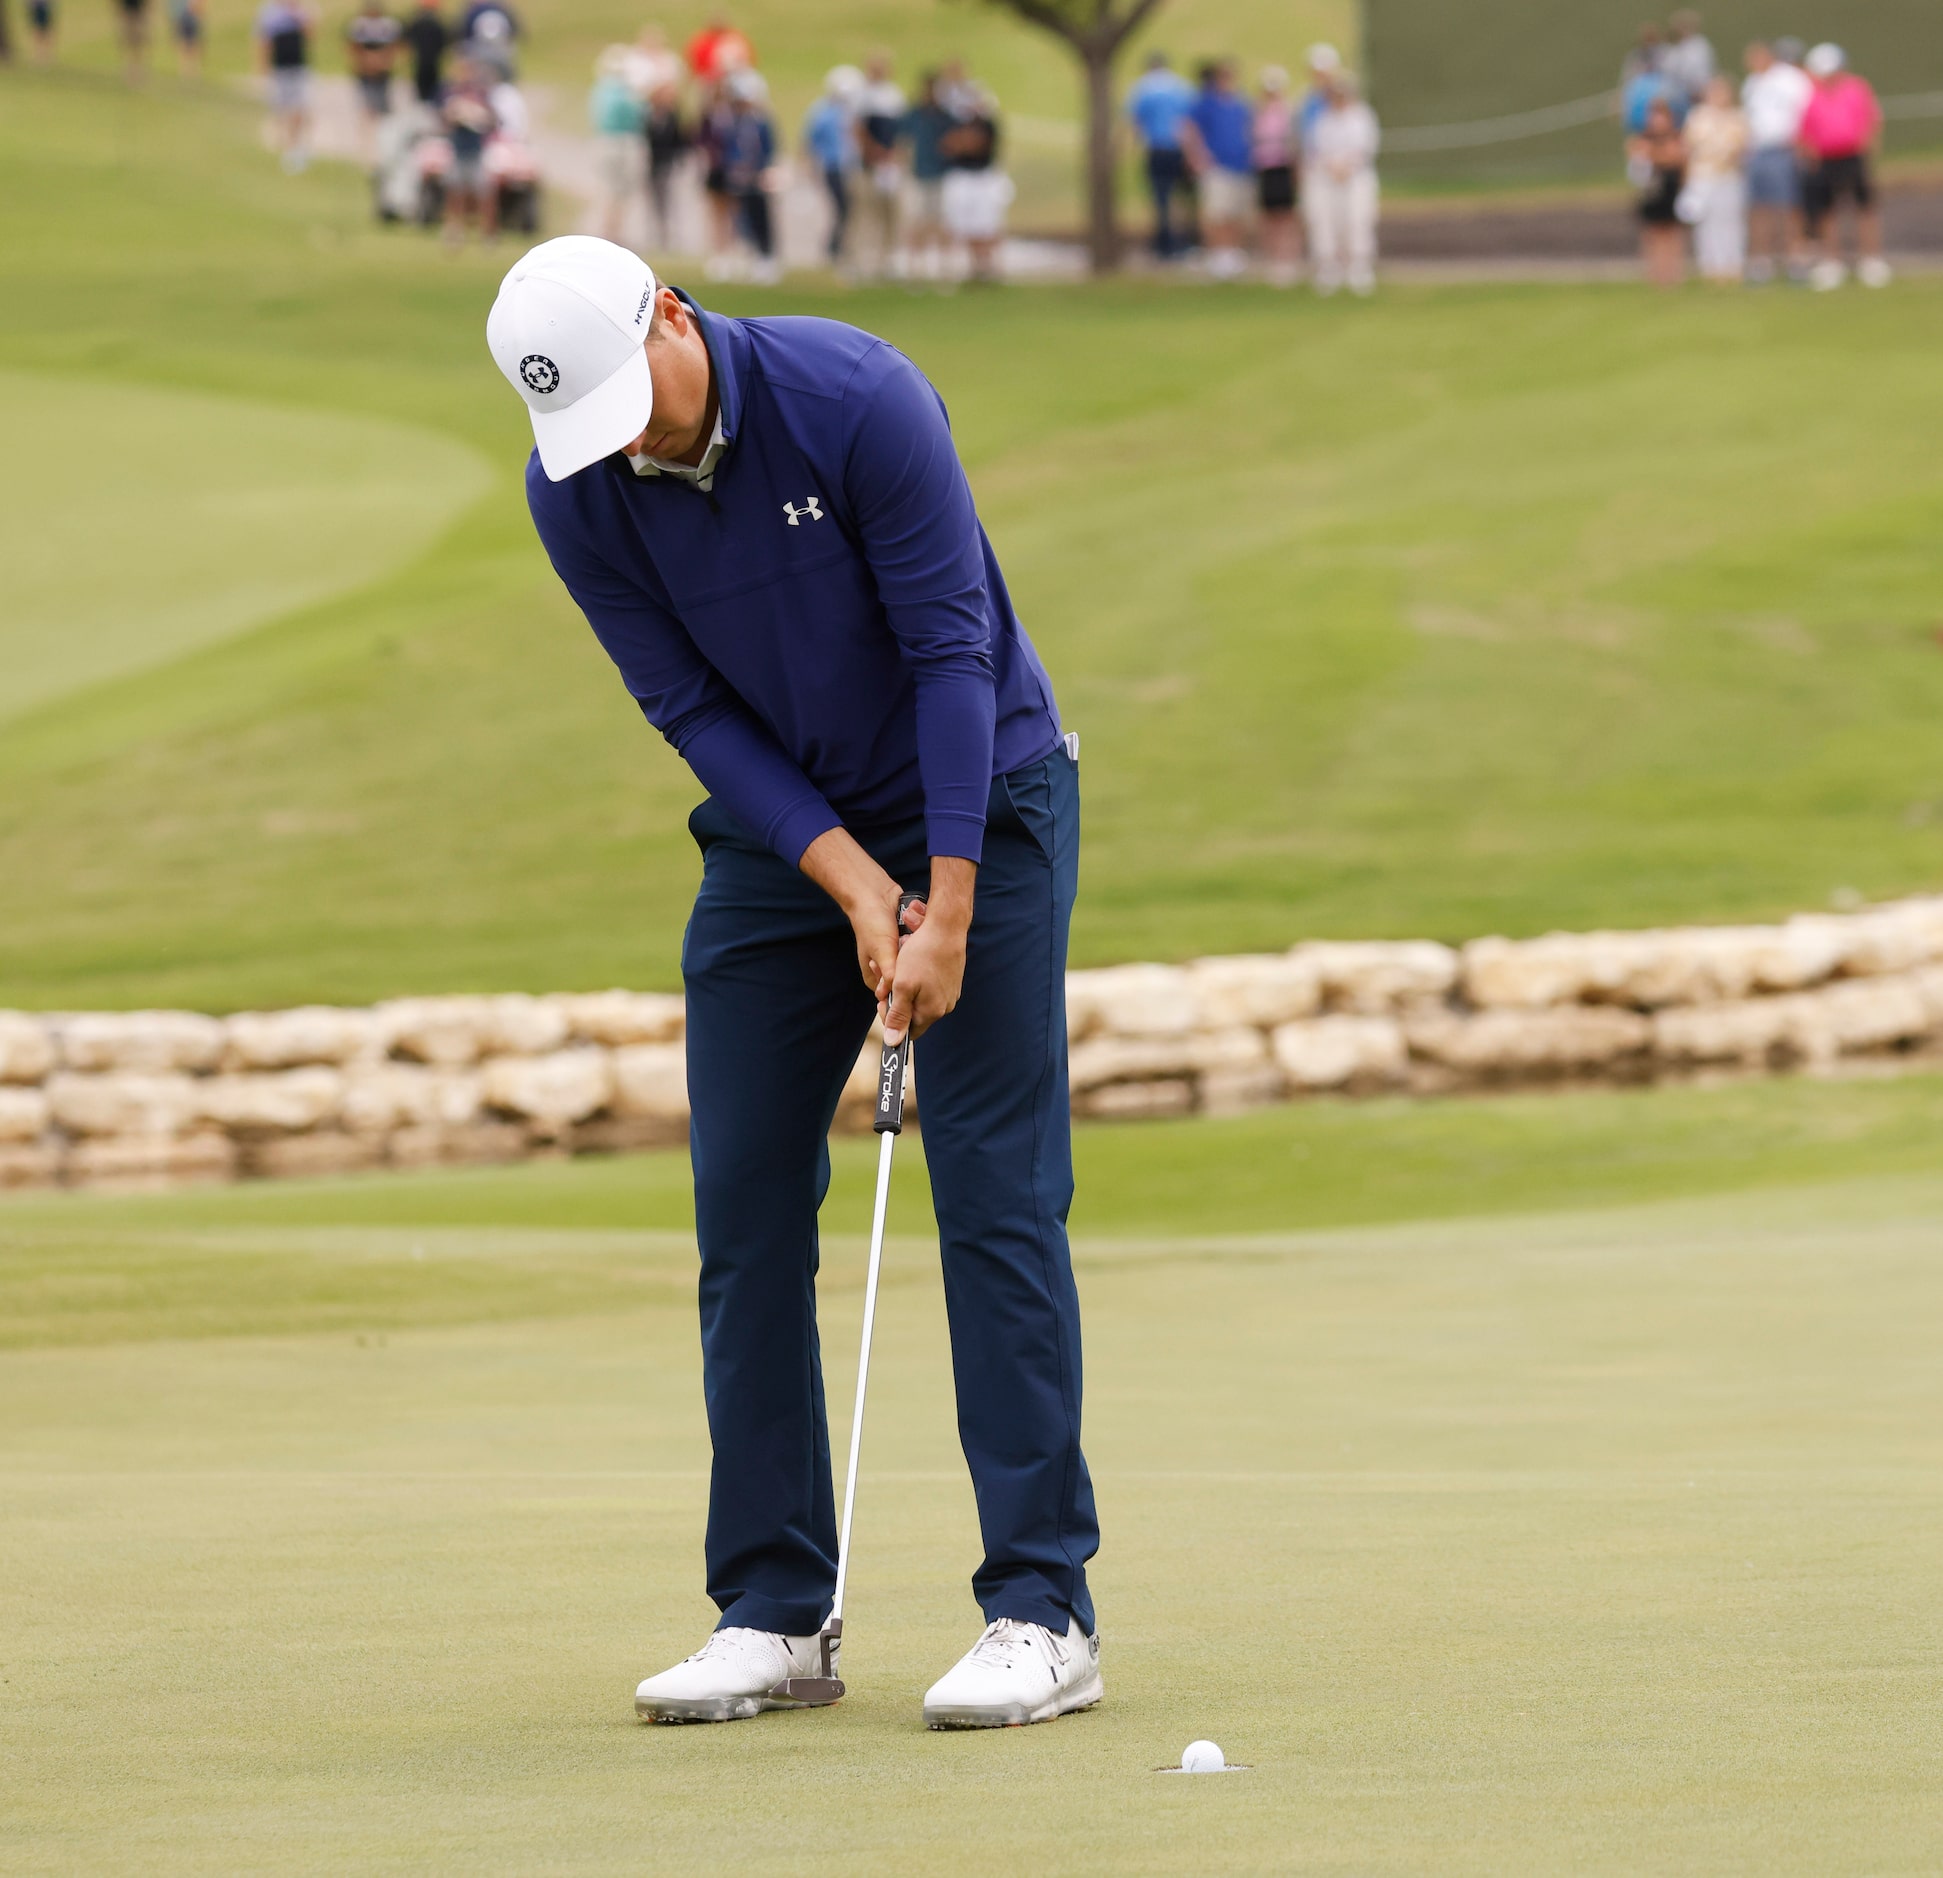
[{"x1": 525, "y1": 302, "x2": 1062, "y2": 867}]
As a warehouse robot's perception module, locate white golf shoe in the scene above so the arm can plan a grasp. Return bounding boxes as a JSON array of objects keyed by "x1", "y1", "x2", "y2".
[
  {"x1": 634, "y1": 1626, "x2": 830, "y2": 1724},
  {"x1": 922, "y1": 1616, "x2": 1102, "y2": 1730}
]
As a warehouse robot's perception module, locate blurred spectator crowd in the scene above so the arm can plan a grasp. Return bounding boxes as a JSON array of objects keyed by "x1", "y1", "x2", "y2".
[
  {"x1": 1123, "y1": 44, "x2": 1381, "y2": 294},
  {"x1": 1620, "y1": 14, "x2": 1889, "y2": 290},
  {"x1": 587, "y1": 20, "x2": 1014, "y2": 285},
  {"x1": 31, "y1": 2, "x2": 1894, "y2": 298},
  {"x1": 270, "y1": 1, "x2": 541, "y2": 243}
]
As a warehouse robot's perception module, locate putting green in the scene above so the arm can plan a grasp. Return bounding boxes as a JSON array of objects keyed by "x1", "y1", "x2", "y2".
[
  {"x1": 0, "y1": 370, "x2": 488, "y2": 723},
  {"x1": 2, "y1": 1172, "x2": 1937, "y2": 1872}
]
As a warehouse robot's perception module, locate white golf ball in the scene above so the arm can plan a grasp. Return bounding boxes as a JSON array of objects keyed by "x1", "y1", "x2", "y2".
[{"x1": 1180, "y1": 1739, "x2": 1225, "y2": 1773}]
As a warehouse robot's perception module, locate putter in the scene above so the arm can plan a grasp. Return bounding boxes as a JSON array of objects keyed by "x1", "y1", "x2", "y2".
[{"x1": 771, "y1": 893, "x2": 922, "y2": 1708}]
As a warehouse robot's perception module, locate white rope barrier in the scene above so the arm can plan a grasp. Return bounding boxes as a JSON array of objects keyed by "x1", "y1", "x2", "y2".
[
  {"x1": 1384, "y1": 85, "x2": 1943, "y2": 153},
  {"x1": 1382, "y1": 90, "x2": 1617, "y2": 153}
]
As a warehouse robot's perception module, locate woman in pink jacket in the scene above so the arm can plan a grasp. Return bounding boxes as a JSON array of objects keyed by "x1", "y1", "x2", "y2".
[{"x1": 1797, "y1": 43, "x2": 1889, "y2": 290}]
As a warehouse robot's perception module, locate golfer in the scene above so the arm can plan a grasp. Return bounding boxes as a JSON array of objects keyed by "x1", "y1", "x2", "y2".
[{"x1": 487, "y1": 236, "x2": 1100, "y2": 1730}]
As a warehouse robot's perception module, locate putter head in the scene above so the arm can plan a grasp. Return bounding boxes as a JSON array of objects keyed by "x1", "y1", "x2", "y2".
[
  {"x1": 768, "y1": 1621, "x2": 845, "y2": 1707},
  {"x1": 770, "y1": 1674, "x2": 845, "y2": 1705}
]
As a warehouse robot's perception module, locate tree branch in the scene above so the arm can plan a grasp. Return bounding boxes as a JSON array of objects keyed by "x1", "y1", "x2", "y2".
[
  {"x1": 994, "y1": 0, "x2": 1086, "y2": 50},
  {"x1": 1102, "y1": 0, "x2": 1170, "y2": 56}
]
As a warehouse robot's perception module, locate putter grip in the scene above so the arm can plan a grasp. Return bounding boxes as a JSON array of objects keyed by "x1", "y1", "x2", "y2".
[{"x1": 874, "y1": 1037, "x2": 911, "y2": 1135}]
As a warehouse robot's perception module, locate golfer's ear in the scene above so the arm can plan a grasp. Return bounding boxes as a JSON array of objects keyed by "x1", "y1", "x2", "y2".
[{"x1": 652, "y1": 287, "x2": 689, "y2": 337}]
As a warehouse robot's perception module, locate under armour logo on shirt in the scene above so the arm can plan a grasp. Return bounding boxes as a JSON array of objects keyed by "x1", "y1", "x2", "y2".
[{"x1": 783, "y1": 498, "x2": 824, "y2": 526}]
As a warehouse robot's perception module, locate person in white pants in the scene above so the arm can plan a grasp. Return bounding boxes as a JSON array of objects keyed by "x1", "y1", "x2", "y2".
[
  {"x1": 1683, "y1": 75, "x2": 1749, "y2": 283},
  {"x1": 1303, "y1": 73, "x2": 1379, "y2": 295}
]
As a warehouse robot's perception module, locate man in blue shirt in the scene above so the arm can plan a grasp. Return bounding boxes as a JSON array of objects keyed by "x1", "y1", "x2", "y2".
[
  {"x1": 1125, "y1": 50, "x2": 1196, "y2": 259},
  {"x1": 1298, "y1": 42, "x2": 1341, "y2": 152},
  {"x1": 802, "y1": 65, "x2": 861, "y2": 268},
  {"x1": 488, "y1": 237, "x2": 1101, "y2": 1732},
  {"x1": 1183, "y1": 58, "x2": 1254, "y2": 278}
]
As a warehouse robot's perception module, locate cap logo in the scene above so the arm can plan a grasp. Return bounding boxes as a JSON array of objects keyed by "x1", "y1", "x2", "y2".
[{"x1": 519, "y1": 354, "x2": 562, "y2": 395}]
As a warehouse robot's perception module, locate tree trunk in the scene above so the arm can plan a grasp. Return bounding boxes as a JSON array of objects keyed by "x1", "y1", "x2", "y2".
[
  {"x1": 0, "y1": 0, "x2": 15, "y2": 65},
  {"x1": 1082, "y1": 44, "x2": 1119, "y2": 274}
]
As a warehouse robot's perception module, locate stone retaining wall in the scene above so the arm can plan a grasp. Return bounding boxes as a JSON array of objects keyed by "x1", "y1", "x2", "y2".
[{"x1": 8, "y1": 895, "x2": 1943, "y2": 1189}]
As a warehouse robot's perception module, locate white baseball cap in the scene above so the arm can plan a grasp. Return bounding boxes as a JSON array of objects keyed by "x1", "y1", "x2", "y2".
[
  {"x1": 487, "y1": 236, "x2": 659, "y2": 481},
  {"x1": 1804, "y1": 42, "x2": 1845, "y2": 78}
]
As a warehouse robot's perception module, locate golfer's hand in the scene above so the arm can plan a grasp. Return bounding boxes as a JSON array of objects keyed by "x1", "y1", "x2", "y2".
[
  {"x1": 882, "y1": 856, "x2": 977, "y2": 1045},
  {"x1": 882, "y1": 916, "x2": 964, "y2": 1044},
  {"x1": 797, "y1": 828, "x2": 905, "y2": 1003}
]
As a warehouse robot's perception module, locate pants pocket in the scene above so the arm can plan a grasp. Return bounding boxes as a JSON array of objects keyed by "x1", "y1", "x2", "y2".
[{"x1": 998, "y1": 756, "x2": 1057, "y2": 864}]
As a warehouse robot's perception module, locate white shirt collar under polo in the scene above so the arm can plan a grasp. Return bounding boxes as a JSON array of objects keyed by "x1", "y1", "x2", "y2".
[{"x1": 628, "y1": 408, "x2": 728, "y2": 487}]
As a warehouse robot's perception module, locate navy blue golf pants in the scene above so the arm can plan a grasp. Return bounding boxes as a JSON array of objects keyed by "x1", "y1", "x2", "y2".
[{"x1": 681, "y1": 746, "x2": 1097, "y2": 1640}]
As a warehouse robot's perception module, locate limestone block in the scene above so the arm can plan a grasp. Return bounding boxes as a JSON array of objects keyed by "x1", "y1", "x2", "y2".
[
  {"x1": 554, "y1": 990, "x2": 686, "y2": 1045},
  {"x1": 481, "y1": 1048, "x2": 613, "y2": 1129},
  {"x1": 1297, "y1": 941, "x2": 1459, "y2": 1014},
  {"x1": 46, "y1": 1070, "x2": 201, "y2": 1138},
  {"x1": 478, "y1": 994, "x2": 571, "y2": 1058},
  {"x1": 1743, "y1": 917, "x2": 1852, "y2": 993},
  {"x1": 57, "y1": 1010, "x2": 224, "y2": 1074},
  {"x1": 1461, "y1": 933, "x2": 1598, "y2": 1009},
  {"x1": 0, "y1": 1012, "x2": 57, "y2": 1084},
  {"x1": 66, "y1": 1132, "x2": 236, "y2": 1185},
  {"x1": 1463, "y1": 928, "x2": 1771, "y2": 1011},
  {"x1": 246, "y1": 1130, "x2": 385, "y2": 1179},
  {"x1": 1076, "y1": 1078, "x2": 1194, "y2": 1120},
  {"x1": 1065, "y1": 964, "x2": 1199, "y2": 1041},
  {"x1": 610, "y1": 1043, "x2": 691, "y2": 1121},
  {"x1": 340, "y1": 1064, "x2": 482, "y2": 1134},
  {"x1": 1404, "y1": 1006, "x2": 1650, "y2": 1076},
  {"x1": 1801, "y1": 975, "x2": 1935, "y2": 1054},
  {"x1": 197, "y1": 1067, "x2": 344, "y2": 1135},
  {"x1": 1908, "y1": 963, "x2": 1943, "y2": 1024},
  {"x1": 0, "y1": 1142, "x2": 62, "y2": 1188},
  {"x1": 377, "y1": 997, "x2": 495, "y2": 1067},
  {"x1": 1458, "y1": 908, "x2": 1943, "y2": 1010},
  {"x1": 1183, "y1": 954, "x2": 1321, "y2": 1029},
  {"x1": 1190, "y1": 1027, "x2": 1273, "y2": 1073},
  {"x1": 382, "y1": 993, "x2": 566, "y2": 1064},
  {"x1": 1069, "y1": 1035, "x2": 1200, "y2": 1093},
  {"x1": 224, "y1": 1006, "x2": 380, "y2": 1070},
  {"x1": 1837, "y1": 899, "x2": 1943, "y2": 978},
  {"x1": 1651, "y1": 998, "x2": 1804, "y2": 1067},
  {"x1": 1270, "y1": 1015, "x2": 1408, "y2": 1090},
  {"x1": 0, "y1": 1087, "x2": 50, "y2": 1142},
  {"x1": 1616, "y1": 930, "x2": 1758, "y2": 1008}
]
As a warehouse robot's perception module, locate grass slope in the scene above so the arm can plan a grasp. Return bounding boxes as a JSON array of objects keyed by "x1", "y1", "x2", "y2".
[
  {"x1": 3, "y1": 1161, "x2": 1939, "y2": 1872},
  {"x1": 1, "y1": 369, "x2": 486, "y2": 721},
  {"x1": 5, "y1": 77, "x2": 1943, "y2": 1010}
]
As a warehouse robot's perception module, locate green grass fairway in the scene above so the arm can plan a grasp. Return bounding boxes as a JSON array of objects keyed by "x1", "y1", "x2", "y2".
[
  {"x1": 5, "y1": 1114, "x2": 1941, "y2": 1871},
  {"x1": 7, "y1": 80, "x2": 1943, "y2": 1006},
  {"x1": 19, "y1": 1066, "x2": 1943, "y2": 1349},
  {"x1": 1, "y1": 370, "x2": 485, "y2": 722}
]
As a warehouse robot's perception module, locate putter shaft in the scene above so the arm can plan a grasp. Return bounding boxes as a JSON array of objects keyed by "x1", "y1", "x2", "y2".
[
  {"x1": 831, "y1": 1119, "x2": 896, "y2": 1628},
  {"x1": 773, "y1": 1031, "x2": 909, "y2": 1708}
]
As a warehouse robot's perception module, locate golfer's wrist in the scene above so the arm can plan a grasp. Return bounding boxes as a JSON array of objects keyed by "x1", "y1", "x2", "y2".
[{"x1": 923, "y1": 856, "x2": 977, "y2": 937}]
